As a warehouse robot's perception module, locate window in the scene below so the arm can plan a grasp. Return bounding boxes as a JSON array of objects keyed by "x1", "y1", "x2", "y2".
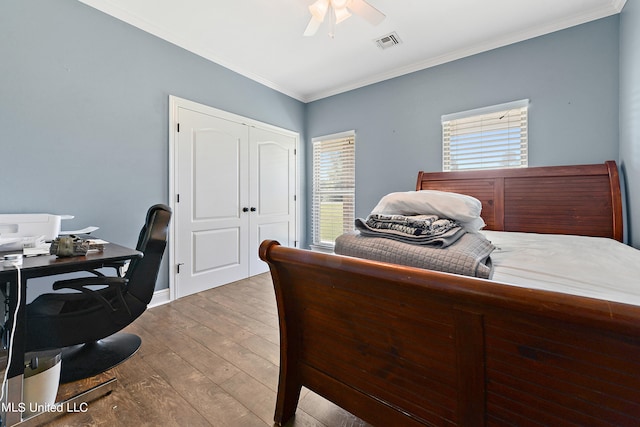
[
  {"x1": 311, "y1": 131, "x2": 355, "y2": 250},
  {"x1": 442, "y1": 99, "x2": 528, "y2": 171}
]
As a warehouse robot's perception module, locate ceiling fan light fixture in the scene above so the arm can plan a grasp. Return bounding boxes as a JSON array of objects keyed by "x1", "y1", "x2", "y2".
[
  {"x1": 309, "y1": 0, "x2": 329, "y2": 21},
  {"x1": 304, "y1": 16, "x2": 323, "y2": 36},
  {"x1": 303, "y1": 0, "x2": 384, "y2": 38},
  {"x1": 334, "y1": 6, "x2": 352, "y2": 24}
]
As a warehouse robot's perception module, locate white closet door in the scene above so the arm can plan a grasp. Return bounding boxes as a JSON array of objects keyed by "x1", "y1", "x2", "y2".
[
  {"x1": 249, "y1": 127, "x2": 297, "y2": 276},
  {"x1": 175, "y1": 107, "x2": 249, "y2": 298}
]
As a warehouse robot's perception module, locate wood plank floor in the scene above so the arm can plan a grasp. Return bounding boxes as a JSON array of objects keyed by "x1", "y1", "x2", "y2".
[{"x1": 38, "y1": 273, "x2": 370, "y2": 426}]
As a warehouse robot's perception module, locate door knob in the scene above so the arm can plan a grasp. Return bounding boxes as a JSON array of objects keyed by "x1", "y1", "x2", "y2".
[
  {"x1": 250, "y1": 207, "x2": 256, "y2": 212},
  {"x1": 242, "y1": 207, "x2": 249, "y2": 212}
]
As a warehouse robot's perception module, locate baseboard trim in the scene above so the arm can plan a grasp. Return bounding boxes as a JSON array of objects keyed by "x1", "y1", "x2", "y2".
[{"x1": 149, "y1": 288, "x2": 171, "y2": 308}]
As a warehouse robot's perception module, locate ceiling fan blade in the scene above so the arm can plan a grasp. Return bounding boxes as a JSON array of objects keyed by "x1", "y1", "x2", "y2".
[
  {"x1": 348, "y1": 0, "x2": 385, "y2": 25},
  {"x1": 304, "y1": 17, "x2": 323, "y2": 37}
]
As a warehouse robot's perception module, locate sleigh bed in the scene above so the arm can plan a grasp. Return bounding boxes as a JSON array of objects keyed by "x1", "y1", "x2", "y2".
[{"x1": 259, "y1": 161, "x2": 640, "y2": 426}]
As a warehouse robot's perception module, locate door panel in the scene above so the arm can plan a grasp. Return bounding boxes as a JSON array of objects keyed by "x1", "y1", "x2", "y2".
[
  {"x1": 193, "y1": 228, "x2": 240, "y2": 272},
  {"x1": 257, "y1": 222, "x2": 290, "y2": 251},
  {"x1": 249, "y1": 127, "x2": 296, "y2": 275},
  {"x1": 176, "y1": 107, "x2": 249, "y2": 298},
  {"x1": 194, "y1": 134, "x2": 240, "y2": 219},
  {"x1": 258, "y1": 143, "x2": 290, "y2": 215}
]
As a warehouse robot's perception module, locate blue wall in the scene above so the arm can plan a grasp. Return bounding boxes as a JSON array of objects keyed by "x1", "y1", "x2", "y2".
[
  {"x1": 0, "y1": 0, "x2": 305, "y2": 289},
  {"x1": 620, "y1": 1, "x2": 640, "y2": 248},
  {"x1": 305, "y1": 16, "x2": 621, "y2": 247}
]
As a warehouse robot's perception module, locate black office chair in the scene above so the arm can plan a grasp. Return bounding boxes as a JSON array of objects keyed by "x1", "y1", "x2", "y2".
[{"x1": 25, "y1": 204, "x2": 172, "y2": 383}]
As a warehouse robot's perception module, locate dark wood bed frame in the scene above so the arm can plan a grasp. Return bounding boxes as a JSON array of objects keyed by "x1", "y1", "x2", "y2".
[
  {"x1": 416, "y1": 160, "x2": 623, "y2": 242},
  {"x1": 259, "y1": 161, "x2": 638, "y2": 426}
]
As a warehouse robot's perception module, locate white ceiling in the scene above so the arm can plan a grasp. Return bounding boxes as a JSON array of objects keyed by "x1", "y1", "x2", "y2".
[{"x1": 78, "y1": 0, "x2": 626, "y2": 102}]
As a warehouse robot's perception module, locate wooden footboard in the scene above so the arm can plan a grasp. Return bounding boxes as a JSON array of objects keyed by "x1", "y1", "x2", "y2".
[{"x1": 260, "y1": 240, "x2": 640, "y2": 426}]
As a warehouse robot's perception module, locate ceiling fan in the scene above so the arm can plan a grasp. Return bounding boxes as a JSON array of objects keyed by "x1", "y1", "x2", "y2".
[{"x1": 304, "y1": 0, "x2": 386, "y2": 38}]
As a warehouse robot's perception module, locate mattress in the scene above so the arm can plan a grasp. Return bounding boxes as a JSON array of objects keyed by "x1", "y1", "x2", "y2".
[{"x1": 483, "y1": 231, "x2": 640, "y2": 306}]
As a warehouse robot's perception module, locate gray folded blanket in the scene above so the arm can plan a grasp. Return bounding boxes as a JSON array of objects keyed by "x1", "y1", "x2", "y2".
[
  {"x1": 355, "y1": 214, "x2": 465, "y2": 248},
  {"x1": 335, "y1": 231, "x2": 495, "y2": 279}
]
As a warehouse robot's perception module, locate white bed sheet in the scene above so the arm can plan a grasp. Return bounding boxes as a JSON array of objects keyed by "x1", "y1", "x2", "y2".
[{"x1": 481, "y1": 231, "x2": 640, "y2": 306}]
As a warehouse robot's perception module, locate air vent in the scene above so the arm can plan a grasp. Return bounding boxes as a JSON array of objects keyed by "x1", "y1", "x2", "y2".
[{"x1": 374, "y1": 32, "x2": 402, "y2": 50}]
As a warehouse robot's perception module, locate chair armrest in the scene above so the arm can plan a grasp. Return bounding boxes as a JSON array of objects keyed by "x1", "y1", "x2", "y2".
[
  {"x1": 52, "y1": 276, "x2": 127, "y2": 291},
  {"x1": 69, "y1": 260, "x2": 129, "y2": 278},
  {"x1": 101, "y1": 260, "x2": 129, "y2": 277},
  {"x1": 52, "y1": 277, "x2": 129, "y2": 314}
]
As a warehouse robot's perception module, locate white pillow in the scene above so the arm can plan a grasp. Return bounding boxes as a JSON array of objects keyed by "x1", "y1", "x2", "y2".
[{"x1": 371, "y1": 190, "x2": 485, "y2": 232}]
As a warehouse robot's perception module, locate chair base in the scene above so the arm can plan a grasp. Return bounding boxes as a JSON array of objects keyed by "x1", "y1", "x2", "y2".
[{"x1": 60, "y1": 332, "x2": 142, "y2": 383}]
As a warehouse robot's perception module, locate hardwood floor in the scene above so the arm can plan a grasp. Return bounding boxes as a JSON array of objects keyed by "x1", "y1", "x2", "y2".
[{"x1": 39, "y1": 273, "x2": 370, "y2": 426}]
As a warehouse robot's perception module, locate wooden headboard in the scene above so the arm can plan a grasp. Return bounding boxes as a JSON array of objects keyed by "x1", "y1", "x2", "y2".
[{"x1": 416, "y1": 160, "x2": 623, "y2": 242}]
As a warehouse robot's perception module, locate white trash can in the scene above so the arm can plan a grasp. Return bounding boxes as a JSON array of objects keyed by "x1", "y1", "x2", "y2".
[{"x1": 23, "y1": 350, "x2": 61, "y2": 417}]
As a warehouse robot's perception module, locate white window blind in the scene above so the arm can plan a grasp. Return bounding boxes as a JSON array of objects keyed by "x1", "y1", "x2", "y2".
[
  {"x1": 312, "y1": 132, "x2": 355, "y2": 250},
  {"x1": 442, "y1": 99, "x2": 528, "y2": 171}
]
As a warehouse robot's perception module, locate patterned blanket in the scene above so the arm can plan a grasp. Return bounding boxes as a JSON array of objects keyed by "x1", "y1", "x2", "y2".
[
  {"x1": 355, "y1": 213, "x2": 465, "y2": 248},
  {"x1": 335, "y1": 231, "x2": 495, "y2": 279}
]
